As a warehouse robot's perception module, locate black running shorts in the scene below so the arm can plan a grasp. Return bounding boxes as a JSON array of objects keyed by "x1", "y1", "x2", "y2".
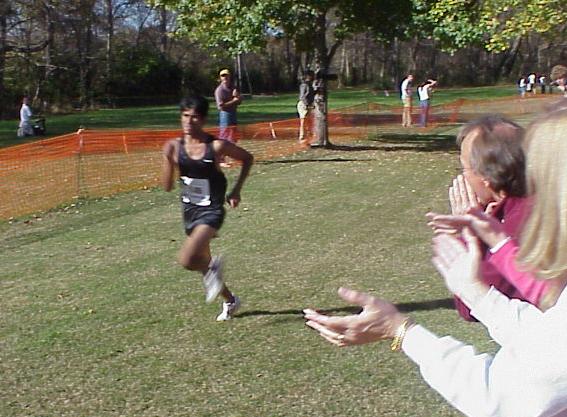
[{"x1": 182, "y1": 204, "x2": 225, "y2": 235}]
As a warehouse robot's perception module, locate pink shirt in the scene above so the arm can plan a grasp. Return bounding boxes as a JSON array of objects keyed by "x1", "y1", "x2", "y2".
[
  {"x1": 455, "y1": 196, "x2": 551, "y2": 320},
  {"x1": 214, "y1": 83, "x2": 238, "y2": 112}
]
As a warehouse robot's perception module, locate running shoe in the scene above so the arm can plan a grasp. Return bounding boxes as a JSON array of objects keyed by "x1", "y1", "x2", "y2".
[{"x1": 216, "y1": 296, "x2": 241, "y2": 321}]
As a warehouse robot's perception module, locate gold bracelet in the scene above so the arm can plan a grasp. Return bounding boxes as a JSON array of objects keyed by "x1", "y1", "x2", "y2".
[{"x1": 390, "y1": 317, "x2": 415, "y2": 352}]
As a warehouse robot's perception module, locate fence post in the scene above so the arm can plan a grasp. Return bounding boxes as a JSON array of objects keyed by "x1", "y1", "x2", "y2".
[
  {"x1": 366, "y1": 101, "x2": 369, "y2": 136},
  {"x1": 76, "y1": 129, "x2": 85, "y2": 199},
  {"x1": 122, "y1": 132, "x2": 129, "y2": 154}
]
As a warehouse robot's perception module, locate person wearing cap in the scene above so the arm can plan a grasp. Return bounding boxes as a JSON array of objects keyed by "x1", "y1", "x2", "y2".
[{"x1": 214, "y1": 69, "x2": 241, "y2": 143}]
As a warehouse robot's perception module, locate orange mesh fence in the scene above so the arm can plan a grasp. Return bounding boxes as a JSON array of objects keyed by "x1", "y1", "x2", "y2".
[{"x1": 0, "y1": 95, "x2": 558, "y2": 219}]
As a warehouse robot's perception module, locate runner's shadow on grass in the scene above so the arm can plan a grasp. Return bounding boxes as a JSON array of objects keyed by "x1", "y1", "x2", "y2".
[
  {"x1": 370, "y1": 133, "x2": 458, "y2": 152},
  {"x1": 259, "y1": 157, "x2": 375, "y2": 165},
  {"x1": 236, "y1": 298, "x2": 454, "y2": 319},
  {"x1": 326, "y1": 144, "x2": 384, "y2": 151}
]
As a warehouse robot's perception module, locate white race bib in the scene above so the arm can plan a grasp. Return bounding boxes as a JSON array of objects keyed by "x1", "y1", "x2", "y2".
[{"x1": 180, "y1": 177, "x2": 211, "y2": 206}]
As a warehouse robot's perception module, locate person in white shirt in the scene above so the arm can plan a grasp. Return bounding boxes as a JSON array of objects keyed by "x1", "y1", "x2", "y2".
[
  {"x1": 18, "y1": 96, "x2": 33, "y2": 137},
  {"x1": 528, "y1": 73, "x2": 537, "y2": 95},
  {"x1": 304, "y1": 108, "x2": 567, "y2": 417},
  {"x1": 417, "y1": 79, "x2": 437, "y2": 127},
  {"x1": 400, "y1": 74, "x2": 414, "y2": 127},
  {"x1": 539, "y1": 75, "x2": 547, "y2": 94},
  {"x1": 518, "y1": 77, "x2": 527, "y2": 98}
]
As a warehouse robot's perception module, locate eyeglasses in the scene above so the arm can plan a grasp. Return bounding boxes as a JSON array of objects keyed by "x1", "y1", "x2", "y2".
[
  {"x1": 454, "y1": 166, "x2": 474, "y2": 174},
  {"x1": 220, "y1": 74, "x2": 229, "y2": 77}
]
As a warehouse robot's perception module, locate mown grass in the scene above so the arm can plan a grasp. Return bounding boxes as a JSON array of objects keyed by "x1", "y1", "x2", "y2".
[
  {"x1": 0, "y1": 84, "x2": 521, "y2": 148},
  {"x1": 0, "y1": 121, "x2": 514, "y2": 417}
]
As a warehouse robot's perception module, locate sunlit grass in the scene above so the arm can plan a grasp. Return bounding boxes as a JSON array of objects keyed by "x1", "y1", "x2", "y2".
[{"x1": 0, "y1": 126, "x2": 511, "y2": 416}]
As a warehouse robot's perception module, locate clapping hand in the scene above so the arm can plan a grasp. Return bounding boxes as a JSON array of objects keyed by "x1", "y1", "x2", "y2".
[
  {"x1": 304, "y1": 288, "x2": 407, "y2": 347},
  {"x1": 449, "y1": 175, "x2": 480, "y2": 215},
  {"x1": 426, "y1": 207, "x2": 508, "y2": 249},
  {"x1": 432, "y1": 228, "x2": 488, "y2": 307},
  {"x1": 428, "y1": 174, "x2": 480, "y2": 236}
]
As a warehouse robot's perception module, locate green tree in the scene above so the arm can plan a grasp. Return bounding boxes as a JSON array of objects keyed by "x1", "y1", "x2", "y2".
[
  {"x1": 155, "y1": 0, "x2": 412, "y2": 147},
  {"x1": 416, "y1": 0, "x2": 566, "y2": 53}
]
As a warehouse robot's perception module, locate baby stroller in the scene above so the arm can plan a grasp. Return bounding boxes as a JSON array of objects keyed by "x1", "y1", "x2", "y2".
[{"x1": 33, "y1": 117, "x2": 46, "y2": 135}]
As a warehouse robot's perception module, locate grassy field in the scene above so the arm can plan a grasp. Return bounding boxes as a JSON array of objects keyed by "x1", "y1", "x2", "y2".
[
  {"x1": 2, "y1": 85, "x2": 546, "y2": 416},
  {"x1": 0, "y1": 84, "x2": 519, "y2": 148},
  {"x1": 0, "y1": 121, "x2": 515, "y2": 417}
]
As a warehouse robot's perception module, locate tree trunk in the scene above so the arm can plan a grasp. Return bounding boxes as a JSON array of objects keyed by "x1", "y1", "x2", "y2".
[
  {"x1": 105, "y1": 0, "x2": 114, "y2": 99},
  {"x1": 345, "y1": 44, "x2": 351, "y2": 85},
  {"x1": 0, "y1": 6, "x2": 7, "y2": 117},
  {"x1": 77, "y1": 2, "x2": 94, "y2": 110},
  {"x1": 393, "y1": 37, "x2": 401, "y2": 88},
  {"x1": 362, "y1": 33, "x2": 369, "y2": 84},
  {"x1": 493, "y1": 36, "x2": 522, "y2": 80},
  {"x1": 236, "y1": 53, "x2": 243, "y2": 92},
  {"x1": 338, "y1": 43, "x2": 346, "y2": 88},
  {"x1": 311, "y1": 10, "x2": 330, "y2": 148},
  {"x1": 159, "y1": 5, "x2": 167, "y2": 57},
  {"x1": 407, "y1": 37, "x2": 418, "y2": 73},
  {"x1": 42, "y1": 0, "x2": 55, "y2": 109},
  {"x1": 284, "y1": 37, "x2": 296, "y2": 88},
  {"x1": 242, "y1": 54, "x2": 253, "y2": 95}
]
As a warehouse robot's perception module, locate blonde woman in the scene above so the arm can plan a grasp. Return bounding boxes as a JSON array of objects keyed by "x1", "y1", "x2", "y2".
[{"x1": 304, "y1": 109, "x2": 567, "y2": 417}]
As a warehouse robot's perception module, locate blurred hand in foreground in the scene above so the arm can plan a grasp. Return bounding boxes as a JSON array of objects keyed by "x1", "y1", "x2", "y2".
[
  {"x1": 427, "y1": 207, "x2": 508, "y2": 249},
  {"x1": 304, "y1": 287, "x2": 407, "y2": 347},
  {"x1": 432, "y1": 228, "x2": 488, "y2": 307}
]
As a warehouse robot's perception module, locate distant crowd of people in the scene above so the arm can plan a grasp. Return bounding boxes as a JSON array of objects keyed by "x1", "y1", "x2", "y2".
[
  {"x1": 518, "y1": 69, "x2": 567, "y2": 98},
  {"x1": 395, "y1": 66, "x2": 567, "y2": 129}
]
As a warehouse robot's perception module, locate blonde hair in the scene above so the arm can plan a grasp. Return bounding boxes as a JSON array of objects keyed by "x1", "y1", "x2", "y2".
[{"x1": 518, "y1": 108, "x2": 567, "y2": 280}]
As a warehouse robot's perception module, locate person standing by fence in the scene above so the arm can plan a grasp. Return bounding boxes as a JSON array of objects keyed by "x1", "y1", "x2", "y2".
[
  {"x1": 518, "y1": 76, "x2": 527, "y2": 98},
  {"x1": 417, "y1": 79, "x2": 437, "y2": 128},
  {"x1": 17, "y1": 96, "x2": 33, "y2": 137},
  {"x1": 297, "y1": 70, "x2": 315, "y2": 143},
  {"x1": 400, "y1": 74, "x2": 414, "y2": 128},
  {"x1": 214, "y1": 68, "x2": 241, "y2": 144}
]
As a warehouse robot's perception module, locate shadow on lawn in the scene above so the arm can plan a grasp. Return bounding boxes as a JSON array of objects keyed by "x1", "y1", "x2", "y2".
[
  {"x1": 236, "y1": 297, "x2": 454, "y2": 319},
  {"x1": 327, "y1": 144, "x2": 384, "y2": 151},
  {"x1": 259, "y1": 157, "x2": 376, "y2": 165},
  {"x1": 370, "y1": 133, "x2": 458, "y2": 153}
]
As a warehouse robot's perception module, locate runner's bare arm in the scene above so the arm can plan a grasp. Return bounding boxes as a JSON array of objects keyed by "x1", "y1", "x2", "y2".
[
  {"x1": 161, "y1": 140, "x2": 177, "y2": 192},
  {"x1": 214, "y1": 140, "x2": 254, "y2": 208}
]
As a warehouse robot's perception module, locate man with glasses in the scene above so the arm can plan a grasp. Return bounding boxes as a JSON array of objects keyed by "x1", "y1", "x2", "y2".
[{"x1": 428, "y1": 116, "x2": 553, "y2": 319}]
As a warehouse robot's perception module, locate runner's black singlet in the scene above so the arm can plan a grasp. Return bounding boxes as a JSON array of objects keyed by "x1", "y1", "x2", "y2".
[
  {"x1": 178, "y1": 135, "x2": 227, "y2": 234},
  {"x1": 178, "y1": 136, "x2": 227, "y2": 208}
]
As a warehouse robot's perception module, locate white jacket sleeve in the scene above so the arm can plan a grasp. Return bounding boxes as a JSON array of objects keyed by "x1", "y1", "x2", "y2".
[
  {"x1": 470, "y1": 286, "x2": 543, "y2": 346},
  {"x1": 402, "y1": 325, "x2": 498, "y2": 417},
  {"x1": 403, "y1": 288, "x2": 567, "y2": 417}
]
